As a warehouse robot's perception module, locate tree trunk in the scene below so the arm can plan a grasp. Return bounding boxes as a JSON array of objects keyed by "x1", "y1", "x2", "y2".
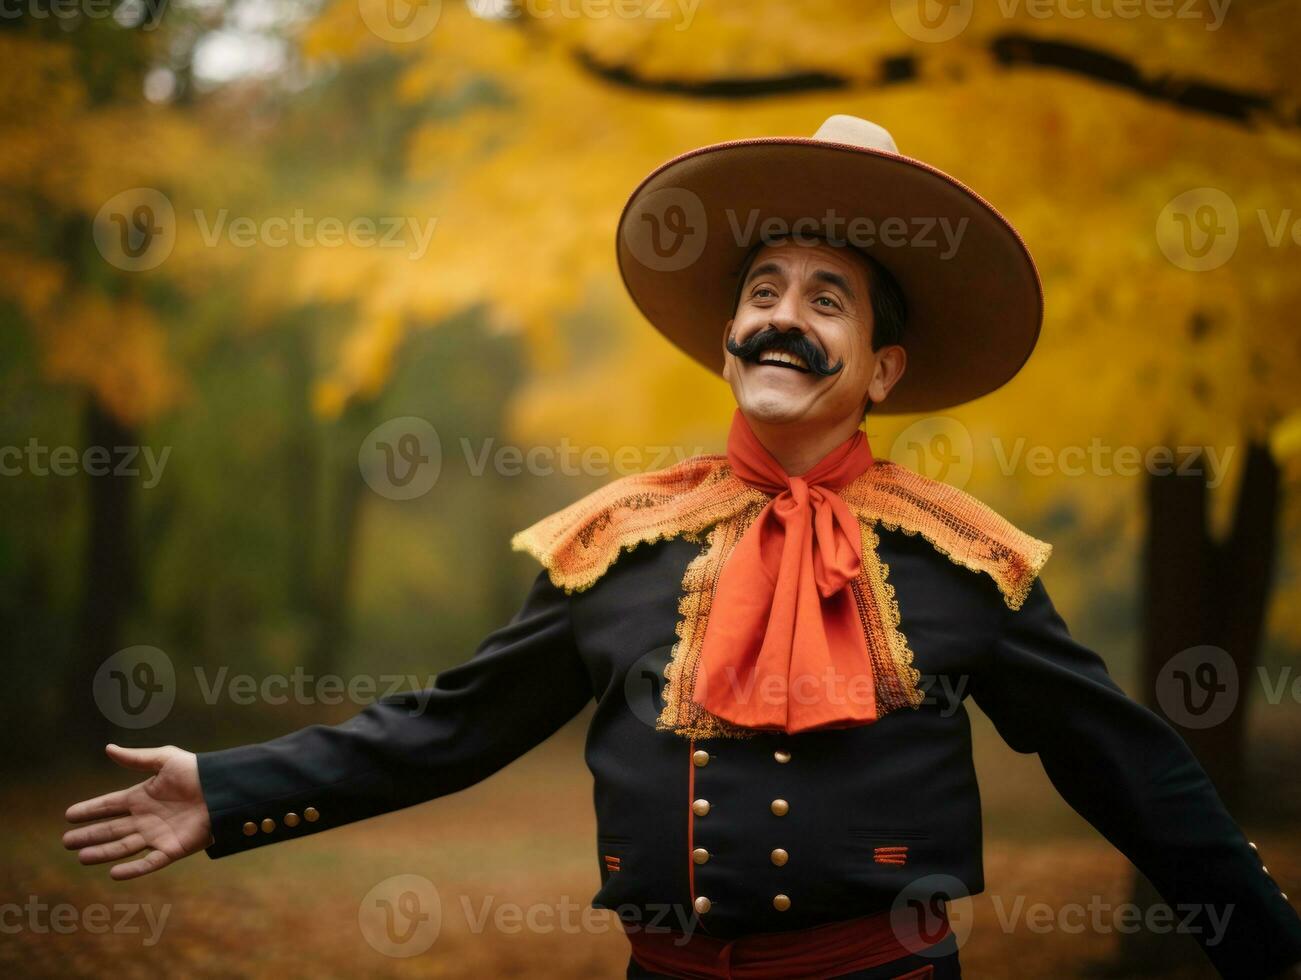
[
  {"x1": 65, "y1": 399, "x2": 139, "y2": 754},
  {"x1": 282, "y1": 325, "x2": 318, "y2": 621},
  {"x1": 306, "y1": 402, "x2": 374, "y2": 678},
  {"x1": 1115, "y1": 440, "x2": 1279, "y2": 973}
]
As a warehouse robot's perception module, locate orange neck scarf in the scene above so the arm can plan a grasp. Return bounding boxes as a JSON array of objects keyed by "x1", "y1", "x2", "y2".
[{"x1": 692, "y1": 408, "x2": 879, "y2": 734}]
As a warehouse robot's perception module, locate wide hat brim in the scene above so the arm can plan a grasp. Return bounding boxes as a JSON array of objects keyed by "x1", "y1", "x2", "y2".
[{"x1": 615, "y1": 134, "x2": 1044, "y2": 415}]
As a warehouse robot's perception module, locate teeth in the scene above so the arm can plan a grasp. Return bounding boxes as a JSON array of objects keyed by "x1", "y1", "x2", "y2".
[{"x1": 757, "y1": 351, "x2": 809, "y2": 370}]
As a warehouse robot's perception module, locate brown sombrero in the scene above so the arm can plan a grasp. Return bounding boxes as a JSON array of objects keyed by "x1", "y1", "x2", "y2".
[{"x1": 615, "y1": 115, "x2": 1044, "y2": 415}]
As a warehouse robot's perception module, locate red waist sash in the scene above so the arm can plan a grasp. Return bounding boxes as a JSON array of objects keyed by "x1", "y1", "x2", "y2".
[{"x1": 621, "y1": 905, "x2": 951, "y2": 980}]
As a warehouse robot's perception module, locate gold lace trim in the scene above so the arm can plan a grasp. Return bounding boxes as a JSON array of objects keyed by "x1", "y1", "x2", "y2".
[
  {"x1": 656, "y1": 506, "x2": 926, "y2": 740},
  {"x1": 656, "y1": 499, "x2": 766, "y2": 740},
  {"x1": 509, "y1": 455, "x2": 768, "y2": 594},
  {"x1": 856, "y1": 520, "x2": 926, "y2": 716},
  {"x1": 510, "y1": 455, "x2": 1052, "y2": 740},
  {"x1": 840, "y1": 460, "x2": 1052, "y2": 612}
]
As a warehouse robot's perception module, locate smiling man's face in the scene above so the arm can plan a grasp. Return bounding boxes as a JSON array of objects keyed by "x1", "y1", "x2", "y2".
[{"x1": 721, "y1": 237, "x2": 904, "y2": 432}]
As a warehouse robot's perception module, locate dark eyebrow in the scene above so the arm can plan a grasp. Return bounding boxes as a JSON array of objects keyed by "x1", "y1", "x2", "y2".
[
  {"x1": 813, "y1": 268, "x2": 856, "y2": 302},
  {"x1": 743, "y1": 261, "x2": 785, "y2": 288},
  {"x1": 742, "y1": 260, "x2": 857, "y2": 303}
]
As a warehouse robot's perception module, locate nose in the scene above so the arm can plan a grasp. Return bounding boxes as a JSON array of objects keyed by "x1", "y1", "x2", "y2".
[{"x1": 768, "y1": 291, "x2": 803, "y2": 333}]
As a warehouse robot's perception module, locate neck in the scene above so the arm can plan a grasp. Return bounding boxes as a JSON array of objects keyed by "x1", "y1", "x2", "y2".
[{"x1": 741, "y1": 412, "x2": 865, "y2": 476}]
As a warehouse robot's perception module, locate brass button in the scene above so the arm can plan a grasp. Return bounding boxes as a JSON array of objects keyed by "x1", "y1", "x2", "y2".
[
  {"x1": 693, "y1": 896, "x2": 711, "y2": 915},
  {"x1": 260, "y1": 818, "x2": 276, "y2": 833},
  {"x1": 1262, "y1": 865, "x2": 1270, "y2": 875},
  {"x1": 774, "y1": 749, "x2": 791, "y2": 764},
  {"x1": 304, "y1": 807, "x2": 320, "y2": 823},
  {"x1": 1248, "y1": 841, "x2": 1258, "y2": 852},
  {"x1": 770, "y1": 848, "x2": 789, "y2": 866},
  {"x1": 692, "y1": 799, "x2": 711, "y2": 817},
  {"x1": 770, "y1": 799, "x2": 789, "y2": 816},
  {"x1": 692, "y1": 750, "x2": 710, "y2": 768},
  {"x1": 773, "y1": 893, "x2": 791, "y2": 911},
  {"x1": 692, "y1": 848, "x2": 710, "y2": 865},
  {"x1": 242, "y1": 821, "x2": 257, "y2": 837},
  {"x1": 284, "y1": 812, "x2": 300, "y2": 828}
]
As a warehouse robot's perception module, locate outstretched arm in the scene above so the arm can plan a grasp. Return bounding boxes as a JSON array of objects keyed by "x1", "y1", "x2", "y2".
[
  {"x1": 64, "y1": 568, "x2": 592, "y2": 875},
  {"x1": 970, "y1": 575, "x2": 1301, "y2": 980},
  {"x1": 197, "y1": 567, "x2": 591, "y2": 857}
]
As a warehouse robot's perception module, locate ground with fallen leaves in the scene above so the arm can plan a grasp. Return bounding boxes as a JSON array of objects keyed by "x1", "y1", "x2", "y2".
[{"x1": 7, "y1": 706, "x2": 1297, "y2": 979}]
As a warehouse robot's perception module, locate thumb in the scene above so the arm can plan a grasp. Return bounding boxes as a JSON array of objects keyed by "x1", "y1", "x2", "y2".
[{"x1": 105, "y1": 743, "x2": 170, "y2": 773}]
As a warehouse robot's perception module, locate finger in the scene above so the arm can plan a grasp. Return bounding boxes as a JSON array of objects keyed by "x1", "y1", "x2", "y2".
[
  {"x1": 78, "y1": 833, "x2": 147, "y2": 866},
  {"x1": 63, "y1": 816, "x2": 135, "y2": 850},
  {"x1": 105, "y1": 743, "x2": 170, "y2": 773},
  {"x1": 110, "y1": 848, "x2": 172, "y2": 881},
  {"x1": 66, "y1": 789, "x2": 131, "y2": 824}
]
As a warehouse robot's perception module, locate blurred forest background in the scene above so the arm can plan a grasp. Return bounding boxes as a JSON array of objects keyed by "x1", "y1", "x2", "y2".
[{"x1": 2, "y1": 0, "x2": 1300, "y2": 977}]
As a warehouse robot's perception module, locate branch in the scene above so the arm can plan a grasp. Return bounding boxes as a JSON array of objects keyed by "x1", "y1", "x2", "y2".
[
  {"x1": 571, "y1": 48, "x2": 858, "y2": 98},
  {"x1": 571, "y1": 32, "x2": 1294, "y2": 129},
  {"x1": 989, "y1": 33, "x2": 1280, "y2": 125}
]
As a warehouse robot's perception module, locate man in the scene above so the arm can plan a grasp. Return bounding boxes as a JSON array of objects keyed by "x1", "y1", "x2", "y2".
[{"x1": 64, "y1": 116, "x2": 1301, "y2": 979}]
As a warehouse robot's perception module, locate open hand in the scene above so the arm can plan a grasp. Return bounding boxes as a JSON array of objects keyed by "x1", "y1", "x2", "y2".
[{"x1": 63, "y1": 744, "x2": 213, "y2": 880}]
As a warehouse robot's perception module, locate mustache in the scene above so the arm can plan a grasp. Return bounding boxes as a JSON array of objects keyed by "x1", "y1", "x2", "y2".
[{"x1": 726, "y1": 326, "x2": 844, "y2": 376}]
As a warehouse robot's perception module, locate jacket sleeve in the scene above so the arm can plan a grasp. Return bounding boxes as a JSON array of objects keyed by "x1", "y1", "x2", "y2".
[
  {"x1": 196, "y1": 568, "x2": 593, "y2": 859},
  {"x1": 970, "y1": 575, "x2": 1301, "y2": 980}
]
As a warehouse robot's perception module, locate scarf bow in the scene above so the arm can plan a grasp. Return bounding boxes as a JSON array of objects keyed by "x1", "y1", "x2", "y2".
[{"x1": 692, "y1": 408, "x2": 879, "y2": 733}]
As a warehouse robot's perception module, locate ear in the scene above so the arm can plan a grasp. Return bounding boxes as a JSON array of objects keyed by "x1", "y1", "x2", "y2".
[{"x1": 867, "y1": 345, "x2": 907, "y2": 405}]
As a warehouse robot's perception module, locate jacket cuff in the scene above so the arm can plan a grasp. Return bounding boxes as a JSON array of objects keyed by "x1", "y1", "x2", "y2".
[{"x1": 198, "y1": 745, "x2": 397, "y2": 859}]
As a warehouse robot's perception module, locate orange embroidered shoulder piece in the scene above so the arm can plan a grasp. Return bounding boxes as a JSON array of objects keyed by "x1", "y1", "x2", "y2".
[
  {"x1": 841, "y1": 459, "x2": 1053, "y2": 612},
  {"x1": 511, "y1": 455, "x2": 1053, "y2": 740},
  {"x1": 508, "y1": 455, "x2": 769, "y2": 594},
  {"x1": 510, "y1": 455, "x2": 1050, "y2": 605}
]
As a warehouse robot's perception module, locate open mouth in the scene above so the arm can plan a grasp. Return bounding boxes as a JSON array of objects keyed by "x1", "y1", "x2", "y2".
[{"x1": 753, "y1": 350, "x2": 811, "y2": 373}]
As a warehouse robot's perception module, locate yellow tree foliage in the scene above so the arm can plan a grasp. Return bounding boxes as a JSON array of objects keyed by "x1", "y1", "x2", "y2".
[
  {"x1": 290, "y1": 0, "x2": 1301, "y2": 634},
  {"x1": 293, "y1": 1, "x2": 1299, "y2": 448},
  {"x1": 0, "y1": 33, "x2": 221, "y2": 424}
]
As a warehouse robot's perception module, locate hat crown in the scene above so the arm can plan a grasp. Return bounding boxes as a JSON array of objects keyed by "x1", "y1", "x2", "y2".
[{"x1": 812, "y1": 115, "x2": 899, "y2": 154}]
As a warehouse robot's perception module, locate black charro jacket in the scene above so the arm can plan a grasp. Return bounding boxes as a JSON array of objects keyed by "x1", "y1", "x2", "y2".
[{"x1": 196, "y1": 454, "x2": 1301, "y2": 979}]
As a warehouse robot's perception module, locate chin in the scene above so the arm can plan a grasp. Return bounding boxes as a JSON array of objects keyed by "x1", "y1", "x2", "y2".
[{"x1": 738, "y1": 389, "x2": 810, "y2": 424}]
